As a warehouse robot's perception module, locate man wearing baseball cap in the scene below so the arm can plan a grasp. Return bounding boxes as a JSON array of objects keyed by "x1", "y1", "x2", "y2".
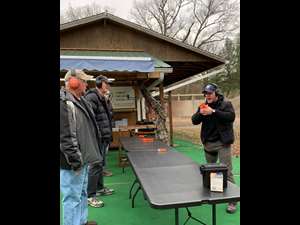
[
  {"x1": 191, "y1": 83, "x2": 237, "y2": 213},
  {"x1": 60, "y1": 69, "x2": 101, "y2": 225},
  {"x1": 202, "y1": 83, "x2": 218, "y2": 93},
  {"x1": 64, "y1": 69, "x2": 93, "y2": 90},
  {"x1": 85, "y1": 75, "x2": 115, "y2": 208}
]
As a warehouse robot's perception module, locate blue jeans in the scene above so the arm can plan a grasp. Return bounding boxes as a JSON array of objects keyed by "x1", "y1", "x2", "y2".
[{"x1": 60, "y1": 165, "x2": 89, "y2": 225}]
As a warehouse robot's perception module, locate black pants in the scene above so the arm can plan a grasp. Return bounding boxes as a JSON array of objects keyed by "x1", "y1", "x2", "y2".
[
  {"x1": 87, "y1": 160, "x2": 103, "y2": 198},
  {"x1": 204, "y1": 141, "x2": 235, "y2": 184},
  {"x1": 87, "y1": 140, "x2": 110, "y2": 198}
]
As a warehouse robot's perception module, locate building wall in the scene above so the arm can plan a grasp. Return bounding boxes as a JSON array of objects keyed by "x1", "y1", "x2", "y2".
[
  {"x1": 60, "y1": 20, "x2": 211, "y2": 62},
  {"x1": 171, "y1": 100, "x2": 203, "y2": 117}
]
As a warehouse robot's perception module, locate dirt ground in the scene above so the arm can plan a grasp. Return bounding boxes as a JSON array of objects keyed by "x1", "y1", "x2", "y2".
[{"x1": 168, "y1": 96, "x2": 240, "y2": 156}]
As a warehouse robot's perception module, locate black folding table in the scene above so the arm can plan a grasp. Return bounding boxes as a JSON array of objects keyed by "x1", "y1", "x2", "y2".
[
  {"x1": 133, "y1": 164, "x2": 240, "y2": 225},
  {"x1": 120, "y1": 137, "x2": 240, "y2": 225}
]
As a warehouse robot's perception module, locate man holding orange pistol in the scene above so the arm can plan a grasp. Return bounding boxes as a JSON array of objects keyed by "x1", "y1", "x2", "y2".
[{"x1": 191, "y1": 83, "x2": 237, "y2": 213}]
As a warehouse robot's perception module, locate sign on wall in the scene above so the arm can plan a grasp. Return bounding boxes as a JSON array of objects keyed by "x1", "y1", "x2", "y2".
[{"x1": 111, "y1": 86, "x2": 136, "y2": 109}]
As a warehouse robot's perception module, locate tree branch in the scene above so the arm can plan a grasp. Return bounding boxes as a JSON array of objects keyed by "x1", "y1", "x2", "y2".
[
  {"x1": 197, "y1": 30, "x2": 225, "y2": 48},
  {"x1": 181, "y1": 21, "x2": 195, "y2": 43}
]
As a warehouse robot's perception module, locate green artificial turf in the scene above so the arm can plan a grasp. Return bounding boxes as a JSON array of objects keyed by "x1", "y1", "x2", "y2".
[{"x1": 61, "y1": 138, "x2": 240, "y2": 225}]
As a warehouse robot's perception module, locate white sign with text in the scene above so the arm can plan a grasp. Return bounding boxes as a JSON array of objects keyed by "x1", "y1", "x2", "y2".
[{"x1": 111, "y1": 86, "x2": 136, "y2": 109}]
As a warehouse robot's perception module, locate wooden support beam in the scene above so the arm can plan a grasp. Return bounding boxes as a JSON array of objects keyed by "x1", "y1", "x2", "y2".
[
  {"x1": 147, "y1": 72, "x2": 161, "y2": 78},
  {"x1": 136, "y1": 74, "x2": 148, "y2": 79},
  {"x1": 159, "y1": 83, "x2": 164, "y2": 109},
  {"x1": 168, "y1": 91, "x2": 174, "y2": 146}
]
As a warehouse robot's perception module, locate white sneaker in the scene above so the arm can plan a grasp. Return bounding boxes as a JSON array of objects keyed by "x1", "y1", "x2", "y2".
[{"x1": 87, "y1": 197, "x2": 104, "y2": 208}]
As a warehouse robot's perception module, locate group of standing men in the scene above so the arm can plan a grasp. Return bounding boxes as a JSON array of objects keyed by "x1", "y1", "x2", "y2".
[{"x1": 60, "y1": 69, "x2": 114, "y2": 225}]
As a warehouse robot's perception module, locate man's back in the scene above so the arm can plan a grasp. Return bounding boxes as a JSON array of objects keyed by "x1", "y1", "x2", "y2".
[{"x1": 85, "y1": 88, "x2": 112, "y2": 141}]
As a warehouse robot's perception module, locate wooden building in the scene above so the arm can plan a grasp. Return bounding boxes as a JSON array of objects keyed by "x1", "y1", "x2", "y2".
[{"x1": 60, "y1": 12, "x2": 224, "y2": 147}]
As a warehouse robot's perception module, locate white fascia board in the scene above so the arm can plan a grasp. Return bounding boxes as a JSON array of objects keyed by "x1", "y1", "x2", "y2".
[
  {"x1": 60, "y1": 55, "x2": 152, "y2": 61},
  {"x1": 60, "y1": 78, "x2": 115, "y2": 82},
  {"x1": 154, "y1": 67, "x2": 173, "y2": 73},
  {"x1": 151, "y1": 66, "x2": 225, "y2": 96}
]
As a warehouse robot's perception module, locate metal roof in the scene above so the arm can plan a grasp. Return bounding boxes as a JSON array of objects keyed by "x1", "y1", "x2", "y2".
[
  {"x1": 60, "y1": 12, "x2": 225, "y2": 63},
  {"x1": 60, "y1": 50, "x2": 172, "y2": 72}
]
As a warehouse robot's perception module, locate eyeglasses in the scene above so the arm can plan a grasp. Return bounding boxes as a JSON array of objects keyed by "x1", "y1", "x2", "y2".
[{"x1": 203, "y1": 92, "x2": 214, "y2": 96}]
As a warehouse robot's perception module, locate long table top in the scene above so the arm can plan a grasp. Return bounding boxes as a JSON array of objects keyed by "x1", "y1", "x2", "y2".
[
  {"x1": 120, "y1": 136, "x2": 172, "y2": 152},
  {"x1": 122, "y1": 137, "x2": 240, "y2": 209},
  {"x1": 135, "y1": 164, "x2": 240, "y2": 209},
  {"x1": 127, "y1": 151, "x2": 196, "y2": 168}
]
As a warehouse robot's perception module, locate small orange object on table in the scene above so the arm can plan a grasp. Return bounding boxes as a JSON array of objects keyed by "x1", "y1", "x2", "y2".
[
  {"x1": 157, "y1": 148, "x2": 167, "y2": 152},
  {"x1": 142, "y1": 137, "x2": 154, "y2": 143}
]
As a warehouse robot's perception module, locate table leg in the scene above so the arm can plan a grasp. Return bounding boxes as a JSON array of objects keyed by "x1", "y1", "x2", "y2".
[
  {"x1": 175, "y1": 208, "x2": 179, "y2": 225},
  {"x1": 184, "y1": 208, "x2": 206, "y2": 225},
  {"x1": 132, "y1": 186, "x2": 141, "y2": 208},
  {"x1": 129, "y1": 179, "x2": 138, "y2": 199},
  {"x1": 212, "y1": 204, "x2": 216, "y2": 225}
]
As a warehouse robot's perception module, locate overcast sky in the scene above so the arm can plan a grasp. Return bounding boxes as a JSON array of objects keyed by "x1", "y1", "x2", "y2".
[{"x1": 60, "y1": 0, "x2": 135, "y2": 19}]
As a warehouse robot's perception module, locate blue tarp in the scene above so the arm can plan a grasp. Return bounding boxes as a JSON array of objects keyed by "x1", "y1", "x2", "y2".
[{"x1": 60, "y1": 58, "x2": 155, "y2": 72}]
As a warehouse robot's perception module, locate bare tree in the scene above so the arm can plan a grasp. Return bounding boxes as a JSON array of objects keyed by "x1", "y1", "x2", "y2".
[
  {"x1": 131, "y1": 0, "x2": 190, "y2": 37},
  {"x1": 131, "y1": 0, "x2": 239, "y2": 54},
  {"x1": 187, "y1": 0, "x2": 239, "y2": 49},
  {"x1": 208, "y1": 33, "x2": 240, "y2": 97},
  {"x1": 60, "y1": 2, "x2": 115, "y2": 24}
]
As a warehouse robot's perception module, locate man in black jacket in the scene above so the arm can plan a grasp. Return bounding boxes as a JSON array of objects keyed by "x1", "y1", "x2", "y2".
[
  {"x1": 191, "y1": 83, "x2": 237, "y2": 214},
  {"x1": 85, "y1": 75, "x2": 114, "y2": 207},
  {"x1": 60, "y1": 69, "x2": 101, "y2": 225}
]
